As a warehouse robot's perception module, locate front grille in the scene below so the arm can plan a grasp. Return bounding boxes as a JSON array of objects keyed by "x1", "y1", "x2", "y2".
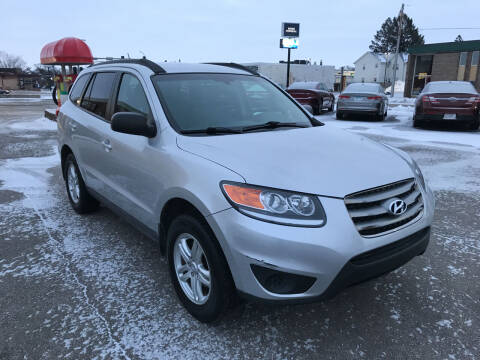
[{"x1": 344, "y1": 178, "x2": 424, "y2": 237}]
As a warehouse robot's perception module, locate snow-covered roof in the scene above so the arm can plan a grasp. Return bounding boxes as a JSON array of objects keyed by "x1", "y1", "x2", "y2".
[{"x1": 354, "y1": 51, "x2": 408, "y2": 64}]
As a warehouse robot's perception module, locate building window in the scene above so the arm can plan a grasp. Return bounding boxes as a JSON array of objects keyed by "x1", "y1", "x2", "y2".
[
  {"x1": 472, "y1": 51, "x2": 479, "y2": 66},
  {"x1": 470, "y1": 51, "x2": 479, "y2": 82},
  {"x1": 458, "y1": 52, "x2": 468, "y2": 80}
]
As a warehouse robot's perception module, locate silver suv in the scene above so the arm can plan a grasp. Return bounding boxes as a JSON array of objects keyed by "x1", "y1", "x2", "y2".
[{"x1": 57, "y1": 59, "x2": 435, "y2": 322}]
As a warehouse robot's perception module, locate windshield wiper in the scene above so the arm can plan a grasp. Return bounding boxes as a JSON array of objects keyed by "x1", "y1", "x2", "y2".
[
  {"x1": 241, "y1": 121, "x2": 309, "y2": 132},
  {"x1": 181, "y1": 127, "x2": 243, "y2": 135}
]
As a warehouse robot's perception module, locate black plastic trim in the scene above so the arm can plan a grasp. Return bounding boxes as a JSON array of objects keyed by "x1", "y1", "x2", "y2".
[
  {"x1": 89, "y1": 58, "x2": 166, "y2": 74},
  {"x1": 204, "y1": 62, "x2": 259, "y2": 75}
]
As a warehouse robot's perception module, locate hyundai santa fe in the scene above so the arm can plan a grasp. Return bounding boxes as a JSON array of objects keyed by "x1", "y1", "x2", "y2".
[{"x1": 57, "y1": 59, "x2": 435, "y2": 322}]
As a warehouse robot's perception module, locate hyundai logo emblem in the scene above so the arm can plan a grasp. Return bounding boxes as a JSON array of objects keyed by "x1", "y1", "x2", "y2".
[{"x1": 388, "y1": 199, "x2": 407, "y2": 216}]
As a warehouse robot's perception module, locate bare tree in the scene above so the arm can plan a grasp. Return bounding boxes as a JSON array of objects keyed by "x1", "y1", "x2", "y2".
[{"x1": 0, "y1": 51, "x2": 26, "y2": 69}]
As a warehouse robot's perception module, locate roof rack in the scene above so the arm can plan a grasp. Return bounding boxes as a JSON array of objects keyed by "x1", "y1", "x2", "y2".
[
  {"x1": 89, "y1": 58, "x2": 166, "y2": 74},
  {"x1": 205, "y1": 62, "x2": 259, "y2": 75}
]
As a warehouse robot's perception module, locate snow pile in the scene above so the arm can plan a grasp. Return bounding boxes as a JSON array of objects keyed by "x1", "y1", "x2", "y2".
[
  {"x1": 385, "y1": 80, "x2": 405, "y2": 97},
  {"x1": 8, "y1": 117, "x2": 57, "y2": 131}
]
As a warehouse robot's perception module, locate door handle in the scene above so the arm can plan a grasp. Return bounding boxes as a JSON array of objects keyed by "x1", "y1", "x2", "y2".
[
  {"x1": 70, "y1": 123, "x2": 77, "y2": 131},
  {"x1": 102, "y1": 139, "x2": 112, "y2": 152}
]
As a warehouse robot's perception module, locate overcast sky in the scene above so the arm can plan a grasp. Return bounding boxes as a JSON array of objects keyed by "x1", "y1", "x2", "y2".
[{"x1": 3, "y1": 0, "x2": 480, "y2": 68}]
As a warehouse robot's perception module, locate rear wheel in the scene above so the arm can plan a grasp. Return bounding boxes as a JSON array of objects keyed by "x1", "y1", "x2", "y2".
[
  {"x1": 413, "y1": 116, "x2": 423, "y2": 128},
  {"x1": 336, "y1": 111, "x2": 344, "y2": 120},
  {"x1": 315, "y1": 99, "x2": 323, "y2": 115},
  {"x1": 167, "y1": 214, "x2": 236, "y2": 323},
  {"x1": 64, "y1": 153, "x2": 99, "y2": 214},
  {"x1": 470, "y1": 118, "x2": 480, "y2": 130},
  {"x1": 376, "y1": 112, "x2": 385, "y2": 121}
]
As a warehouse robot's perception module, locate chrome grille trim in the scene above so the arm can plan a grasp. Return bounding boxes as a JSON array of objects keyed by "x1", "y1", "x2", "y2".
[{"x1": 344, "y1": 178, "x2": 424, "y2": 237}]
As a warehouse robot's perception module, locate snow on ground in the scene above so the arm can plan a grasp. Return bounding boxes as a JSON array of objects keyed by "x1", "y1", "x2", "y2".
[{"x1": 7, "y1": 117, "x2": 58, "y2": 132}]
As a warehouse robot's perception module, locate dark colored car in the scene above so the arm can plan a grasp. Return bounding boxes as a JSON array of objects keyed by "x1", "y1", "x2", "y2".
[
  {"x1": 414, "y1": 81, "x2": 480, "y2": 130},
  {"x1": 286, "y1": 81, "x2": 335, "y2": 115}
]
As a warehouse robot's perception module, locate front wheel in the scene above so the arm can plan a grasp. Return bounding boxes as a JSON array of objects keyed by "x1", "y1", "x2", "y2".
[{"x1": 167, "y1": 214, "x2": 236, "y2": 323}]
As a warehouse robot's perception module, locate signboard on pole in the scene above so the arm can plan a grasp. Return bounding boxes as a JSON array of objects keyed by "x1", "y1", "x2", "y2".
[
  {"x1": 280, "y1": 38, "x2": 299, "y2": 49},
  {"x1": 281, "y1": 23, "x2": 300, "y2": 38}
]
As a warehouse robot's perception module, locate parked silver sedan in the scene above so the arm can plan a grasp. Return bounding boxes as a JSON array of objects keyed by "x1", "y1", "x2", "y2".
[{"x1": 336, "y1": 83, "x2": 389, "y2": 121}]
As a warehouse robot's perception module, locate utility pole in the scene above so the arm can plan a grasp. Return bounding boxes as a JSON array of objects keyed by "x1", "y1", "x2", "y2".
[
  {"x1": 340, "y1": 66, "x2": 344, "y2": 92},
  {"x1": 286, "y1": 48, "x2": 291, "y2": 88},
  {"x1": 391, "y1": 3, "x2": 404, "y2": 97}
]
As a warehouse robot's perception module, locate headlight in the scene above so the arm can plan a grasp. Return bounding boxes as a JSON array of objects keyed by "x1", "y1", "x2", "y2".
[
  {"x1": 411, "y1": 159, "x2": 426, "y2": 189},
  {"x1": 221, "y1": 181, "x2": 326, "y2": 227}
]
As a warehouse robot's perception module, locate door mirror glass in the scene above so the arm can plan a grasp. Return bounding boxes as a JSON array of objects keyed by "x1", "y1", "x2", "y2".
[{"x1": 111, "y1": 112, "x2": 156, "y2": 137}]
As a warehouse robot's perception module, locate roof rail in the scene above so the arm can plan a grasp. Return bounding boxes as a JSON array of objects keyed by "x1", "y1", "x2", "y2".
[
  {"x1": 89, "y1": 58, "x2": 166, "y2": 74},
  {"x1": 205, "y1": 62, "x2": 259, "y2": 75}
]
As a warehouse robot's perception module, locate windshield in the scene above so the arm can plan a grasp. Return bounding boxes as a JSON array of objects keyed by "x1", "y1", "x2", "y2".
[
  {"x1": 422, "y1": 81, "x2": 478, "y2": 94},
  {"x1": 152, "y1": 73, "x2": 312, "y2": 132},
  {"x1": 345, "y1": 83, "x2": 381, "y2": 93}
]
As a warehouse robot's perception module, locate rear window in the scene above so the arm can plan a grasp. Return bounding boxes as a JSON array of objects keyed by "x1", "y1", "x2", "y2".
[
  {"x1": 81, "y1": 72, "x2": 116, "y2": 119},
  {"x1": 69, "y1": 74, "x2": 90, "y2": 106},
  {"x1": 288, "y1": 82, "x2": 319, "y2": 90},
  {"x1": 423, "y1": 81, "x2": 478, "y2": 94},
  {"x1": 345, "y1": 83, "x2": 381, "y2": 93}
]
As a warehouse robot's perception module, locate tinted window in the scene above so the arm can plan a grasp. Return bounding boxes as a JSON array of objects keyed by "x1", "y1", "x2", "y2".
[
  {"x1": 423, "y1": 81, "x2": 478, "y2": 94},
  {"x1": 81, "y1": 72, "x2": 116, "y2": 119},
  {"x1": 153, "y1": 73, "x2": 311, "y2": 132},
  {"x1": 69, "y1": 74, "x2": 90, "y2": 105},
  {"x1": 345, "y1": 83, "x2": 380, "y2": 93},
  {"x1": 115, "y1": 74, "x2": 151, "y2": 118}
]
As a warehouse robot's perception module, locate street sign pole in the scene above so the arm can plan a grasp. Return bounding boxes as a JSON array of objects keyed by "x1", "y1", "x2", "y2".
[{"x1": 286, "y1": 48, "x2": 291, "y2": 88}]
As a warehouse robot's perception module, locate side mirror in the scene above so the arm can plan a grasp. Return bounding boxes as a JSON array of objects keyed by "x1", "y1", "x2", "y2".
[
  {"x1": 302, "y1": 104, "x2": 314, "y2": 114},
  {"x1": 111, "y1": 112, "x2": 156, "y2": 138},
  {"x1": 385, "y1": 91, "x2": 391, "y2": 95}
]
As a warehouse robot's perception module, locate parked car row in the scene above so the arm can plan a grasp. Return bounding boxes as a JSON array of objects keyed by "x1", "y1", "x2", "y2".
[
  {"x1": 58, "y1": 60, "x2": 434, "y2": 322},
  {"x1": 290, "y1": 80, "x2": 479, "y2": 130}
]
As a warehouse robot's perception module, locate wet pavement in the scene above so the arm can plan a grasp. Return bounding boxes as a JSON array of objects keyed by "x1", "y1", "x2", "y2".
[{"x1": 0, "y1": 100, "x2": 479, "y2": 359}]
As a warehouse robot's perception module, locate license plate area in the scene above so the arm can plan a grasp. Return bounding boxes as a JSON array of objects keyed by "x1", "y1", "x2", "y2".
[{"x1": 443, "y1": 113, "x2": 456, "y2": 120}]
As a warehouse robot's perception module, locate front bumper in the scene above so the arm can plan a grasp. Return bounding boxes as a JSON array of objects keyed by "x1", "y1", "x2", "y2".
[
  {"x1": 207, "y1": 183, "x2": 435, "y2": 302},
  {"x1": 415, "y1": 112, "x2": 478, "y2": 122}
]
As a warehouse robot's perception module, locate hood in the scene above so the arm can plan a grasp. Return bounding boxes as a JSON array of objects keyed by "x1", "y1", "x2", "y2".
[{"x1": 177, "y1": 126, "x2": 413, "y2": 198}]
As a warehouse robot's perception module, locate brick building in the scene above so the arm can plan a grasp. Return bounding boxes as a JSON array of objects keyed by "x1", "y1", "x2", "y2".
[
  {"x1": 0, "y1": 68, "x2": 41, "y2": 90},
  {"x1": 404, "y1": 40, "x2": 480, "y2": 97}
]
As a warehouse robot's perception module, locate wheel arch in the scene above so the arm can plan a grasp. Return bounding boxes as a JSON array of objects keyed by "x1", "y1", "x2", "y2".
[{"x1": 60, "y1": 144, "x2": 74, "y2": 179}]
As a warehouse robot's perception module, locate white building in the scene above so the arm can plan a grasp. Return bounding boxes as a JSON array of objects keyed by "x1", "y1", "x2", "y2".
[
  {"x1": 353, "y1": 52, "x2": 408, "y2": 84},
  {"x1": 242, "y1": 62, "x2": 336, "y2": 89}
]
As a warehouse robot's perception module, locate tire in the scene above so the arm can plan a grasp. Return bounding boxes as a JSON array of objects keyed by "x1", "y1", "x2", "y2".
[
  {"x1": 167, "y1": 214, "x2": 236, "y2": 323},
  {"x1": 376, "y1": 112, "x2": 385, "y2": 121},
  {"x1": 52, "y1": 85, "x2": 58, "y2": 106},
  {"x1": 469, "y1": 117, "x2": 480, "y2": 130},
  {"x1": 315, "y1": 100, "x2": 322, "y2": 115},
  {"x1": 64, "y1": 153, "x2": 99, "y2": 214},
  {"x1": 413, "y1": 117, "x2": 423, "y2": 128},
  {"x1": 336, "y1": 111, "x2": 344, "y2": 120}
]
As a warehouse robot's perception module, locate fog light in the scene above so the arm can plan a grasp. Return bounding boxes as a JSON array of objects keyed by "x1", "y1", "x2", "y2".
[{"x1": 251, "y1": 264, "x2": 315, "y2": 294}]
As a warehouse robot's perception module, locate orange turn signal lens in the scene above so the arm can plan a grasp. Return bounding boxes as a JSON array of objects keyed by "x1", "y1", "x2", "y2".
[{"x1": 223, "y1": 184, "x2": 264, "y2": 209}]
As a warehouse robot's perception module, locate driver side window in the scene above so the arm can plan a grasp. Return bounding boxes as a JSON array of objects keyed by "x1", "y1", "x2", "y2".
[{"x1": 115, "y1": 73, "x2": 152, "y2": 120}]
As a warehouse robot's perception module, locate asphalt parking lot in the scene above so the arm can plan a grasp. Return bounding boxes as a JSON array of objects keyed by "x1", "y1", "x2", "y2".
[{"x1": 0, "y1": 99, "x2": 479, "y2": 359}]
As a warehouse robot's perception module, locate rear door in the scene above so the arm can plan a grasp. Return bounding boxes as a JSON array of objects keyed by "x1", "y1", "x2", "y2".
[{"x1": 75, "y1": 71, "x2": 118, "y2": 196}]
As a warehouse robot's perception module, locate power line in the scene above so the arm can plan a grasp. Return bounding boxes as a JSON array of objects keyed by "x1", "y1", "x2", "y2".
[{"x1": 420, "y1": 27, "x2": 480, "y2": 30}]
